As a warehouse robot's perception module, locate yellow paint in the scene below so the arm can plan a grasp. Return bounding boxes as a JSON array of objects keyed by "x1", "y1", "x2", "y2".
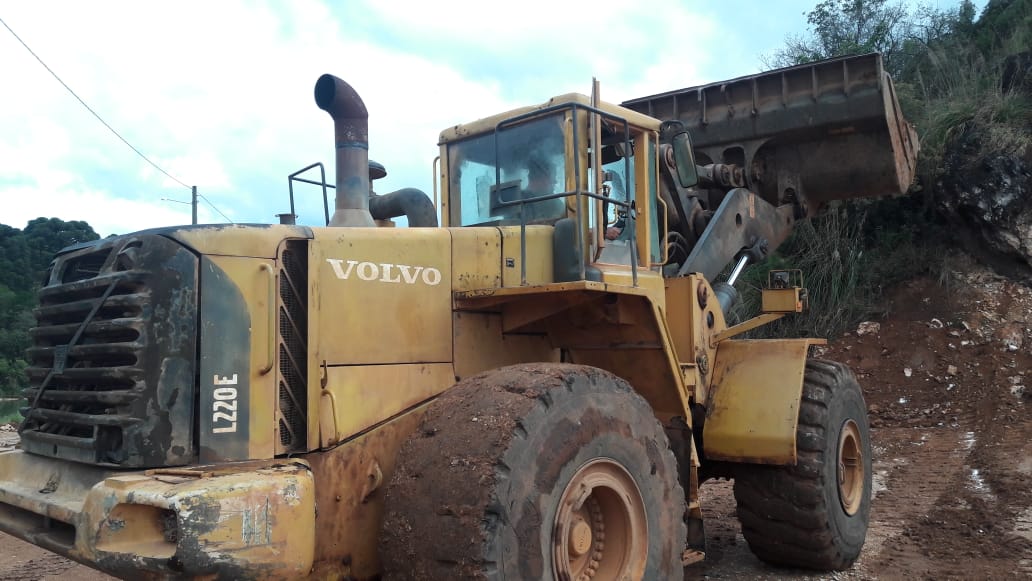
[
  {"x1": 499, "y1": 225, "x2": 554, "y2": 286},
  {"x1": 595, "y1": 266, "x2": 666, "y2": 308},
  {"x1": 311, "y1": 227, "x2": 452, "y2": 365},
  {"x1": 439, "y1": 93, "x2": 660, "y2": 144},
  {"x1": 453, "y1": 312, "x2": 559, "y2": 381},
  {"x1": 304, "y1": 410, "x2": 425, "y2": 579},
  {"x1": 762, "y1": 287, "x2": 804, "y2": 313},
  {"x1": 205, "y1": 255, "x2": 278, "y2": 460},
  {"x1": 171, "y1": 224, "x2": 312, "y2": 258},
  {"x1": 664, "y1": 274, "x2": 726, "y2": 404},
  {"x1": 0, "y1": 450, "x2": 315, "y2": 579},
  {"x1": 450, "y1": 227, "x2": 502, "y2": 291},
  {"x1": 703, "y1": 338, "x2": 822, "y2": 464},
  {"x1": 320, "y1": 363, "x2": 454, "y2": 442}
]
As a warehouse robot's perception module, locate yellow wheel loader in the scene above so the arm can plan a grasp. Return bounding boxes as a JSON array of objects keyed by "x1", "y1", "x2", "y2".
[{"x1": 0, "y1": 52, "x2": 916, "y2": 579}]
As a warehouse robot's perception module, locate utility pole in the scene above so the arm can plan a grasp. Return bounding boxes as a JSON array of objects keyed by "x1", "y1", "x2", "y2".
[{"x1": 192, "y1": 186, "x2": 198, "y2": 225}]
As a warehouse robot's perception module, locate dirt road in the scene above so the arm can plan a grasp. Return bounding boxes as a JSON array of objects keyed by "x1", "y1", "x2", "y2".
[
  {"x1": 688, "y1": 269, "x2": 1032, "y2": 580},
  {"x1": 0, "y1": 266, "x2": 1028, "y2": 580}
]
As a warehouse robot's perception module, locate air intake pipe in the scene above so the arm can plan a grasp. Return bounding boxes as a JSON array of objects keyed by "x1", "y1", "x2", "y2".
[
  {"x1": 314, "y1": 74, "x2": 375, "y2": 227},
  {"x1": 369, "y1": 187, "x2": 439, "y2": 228}
]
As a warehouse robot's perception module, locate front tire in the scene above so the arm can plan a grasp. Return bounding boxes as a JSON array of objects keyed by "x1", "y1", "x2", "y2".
[
  {"x1": 380, "y1": 363, "x2": 686, "y2": 580},
  {"x1": 733, "y1": 359, "x2": 872, "y2": 570}
]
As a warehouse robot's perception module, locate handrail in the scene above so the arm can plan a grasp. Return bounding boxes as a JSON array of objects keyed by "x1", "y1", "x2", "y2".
[
  {"x1": 287, "y1": 162, "x2": 332, "y2": 226},
  {"x1": 492, "y1": 102, "x2": 639, "y2": 287}
]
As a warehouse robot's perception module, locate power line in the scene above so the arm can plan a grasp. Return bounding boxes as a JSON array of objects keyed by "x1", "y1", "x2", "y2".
[
  {"x1": 199, "y1": 193, "x2": 234, "y2": 224},
  {"x1": 0, "y1": 15, "x2": 191, "y2": 188},
  {"x1": 2, "y1": 15, "x2": 237, "y2": 225}
]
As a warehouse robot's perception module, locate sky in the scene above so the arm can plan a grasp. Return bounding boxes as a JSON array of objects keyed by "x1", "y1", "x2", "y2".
[{"x1": 0, "y1": 0, "x2": 979, "y2": 236}]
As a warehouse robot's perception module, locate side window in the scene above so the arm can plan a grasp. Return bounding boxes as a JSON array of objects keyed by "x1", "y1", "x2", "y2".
[{"x1": 601, "y1": 154, "x2": 633, "y2": 240}]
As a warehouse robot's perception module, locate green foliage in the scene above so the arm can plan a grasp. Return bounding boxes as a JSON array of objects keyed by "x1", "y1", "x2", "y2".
[
  {"x1": 900, "y1": 0, "x2": 1032, "y2": 181},
  {"x1": 751, "y1": 0, "x2": 1031, "y2": 338},
  {"x1": 0, "y1": 284, "x2": 33, "y2": 397},
  {"x1": 765, "y1": 0, "x2": 914, "y2": 75},
  {"x1": 0, "y1": 218, "x2": 100, "y2": 397},
  {"x1": 732, "y1": 198, "x2": 946, "y2": 338}
]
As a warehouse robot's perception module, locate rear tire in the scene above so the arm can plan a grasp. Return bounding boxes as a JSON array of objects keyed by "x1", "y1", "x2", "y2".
[
  {"x1": 733, "y1": 359, "x2": 872, "y2": 570},
  {"x1": 379, "y1": 363, "x2": 686, "y2": 580}
]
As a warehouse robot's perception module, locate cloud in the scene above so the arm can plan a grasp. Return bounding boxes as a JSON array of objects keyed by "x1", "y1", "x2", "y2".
[{"x1": 0, "y1": 0, "x2": 815, "y2": 236}]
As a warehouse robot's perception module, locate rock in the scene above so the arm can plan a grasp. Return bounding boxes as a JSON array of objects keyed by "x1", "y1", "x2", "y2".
[
  {"x1": 857, "y1": 321, "x2": 881, "y2": 336},
  {"x1": 936, "y1": 130, "x2": 1032, "y2": 282},
  {"x1": 929, "y1": 318, "x2": 945, "y2": 329},
  {"x1": 904, "y1": 367, "x2": 913, "y2": 377},
  {"x1": 996, "y1": 322, "x2": 1024, "y2": 350},
  {"x1": 869, "y1": 404, "x2": 881, "y2": 414},
  {"x1": 947, "y1": 365, "x2": 959, "y2": 376}
]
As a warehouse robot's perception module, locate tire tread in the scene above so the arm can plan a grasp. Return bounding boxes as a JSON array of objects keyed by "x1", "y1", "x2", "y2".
[{"x1": 732, "y1": 358, "x2": 871, "y2": 571}]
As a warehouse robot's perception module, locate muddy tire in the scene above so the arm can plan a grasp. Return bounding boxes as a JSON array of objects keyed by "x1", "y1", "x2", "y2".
[
  {"x1": 732, "y1": 359, "x2": 872, "y2": 570},
  {"x1": 379, "y1": 363, "x2": 686, "y2": 580}
]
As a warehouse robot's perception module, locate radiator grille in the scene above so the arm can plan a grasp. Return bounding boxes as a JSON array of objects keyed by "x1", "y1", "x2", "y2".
[
  {"x1": 275, "y1": 241, "x2": 308, "y2": 453},
  {"x1": 20, "y1": 235, "x2": 197, "y2": 467}
]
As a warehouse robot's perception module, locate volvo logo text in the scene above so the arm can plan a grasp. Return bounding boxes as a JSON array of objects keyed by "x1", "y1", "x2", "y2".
[{"x1": 326, "y1": 259, "x2": 443, "y2": 286}]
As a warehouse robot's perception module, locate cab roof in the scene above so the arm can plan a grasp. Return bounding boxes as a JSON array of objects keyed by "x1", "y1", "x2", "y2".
[{"x1": 438, "y1": 93, "x2": 662, "y2": 145}]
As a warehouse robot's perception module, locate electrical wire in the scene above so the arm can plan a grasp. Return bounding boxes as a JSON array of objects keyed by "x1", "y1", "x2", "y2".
[
  {"x1": 1, "y1": 15, "x2": 236, "y2": 224},
  {"x1": 197, "y1": 194, "x2": 234, "y2": 223},
  {"x1": 0, "y1": 15, "x2": 191, "y2": 190}
]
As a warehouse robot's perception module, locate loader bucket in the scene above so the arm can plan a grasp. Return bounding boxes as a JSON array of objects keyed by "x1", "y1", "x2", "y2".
[{"x1": 623, "y1": 53, "x2": 919, "y2": 213}]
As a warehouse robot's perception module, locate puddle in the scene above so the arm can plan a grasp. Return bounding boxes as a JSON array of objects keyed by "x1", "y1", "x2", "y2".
[
  {"x1": 961, "y1": 431, "x2": 977, "y2": 450},
  {"x1": 968, "y1": 467, "x2": 991, "y2": 495}
]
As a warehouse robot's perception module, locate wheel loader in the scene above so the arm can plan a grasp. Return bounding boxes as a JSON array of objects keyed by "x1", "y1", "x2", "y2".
[{"x1": 0, "y1": 52, "x2": 917, "y2": 579}]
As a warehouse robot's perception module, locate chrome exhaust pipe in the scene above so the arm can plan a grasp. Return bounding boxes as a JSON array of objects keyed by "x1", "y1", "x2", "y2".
[{"x1": 314, "y1": 74, "x2": 375, "y2": 227}]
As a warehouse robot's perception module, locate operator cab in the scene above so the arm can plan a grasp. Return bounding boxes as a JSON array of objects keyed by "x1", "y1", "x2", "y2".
[{"x1": 439, "y1": 93, "x2": 670, "y2": 284}]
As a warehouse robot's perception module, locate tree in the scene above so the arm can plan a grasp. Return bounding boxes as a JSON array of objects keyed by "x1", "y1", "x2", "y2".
[
  {"x1": 0, "y1": 225, "x2": 33, "y2": 293},
  {"x1": 0, "y1": 284, "x2": 33, "y2": 396},
  {"x1": 0, "y1": 218, "x2": 101, "y2": 398},
  {"x1": 765, "y1": 0, "x2": 914, "y2": 76},
  {"x1": 22, "y1": 217, "x2": 99, "y2": 275}
]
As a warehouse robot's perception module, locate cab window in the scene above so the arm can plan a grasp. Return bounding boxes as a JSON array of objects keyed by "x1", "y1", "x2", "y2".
[{"x1": 447, "y1": 114, "x2": 567, "y2": 227}]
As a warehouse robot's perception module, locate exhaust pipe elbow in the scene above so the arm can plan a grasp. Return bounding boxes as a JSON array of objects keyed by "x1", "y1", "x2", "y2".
[
  {"x1": 370, "y1": 188, "x2": 439, "y2": 227},
  {"x1": 315, "y1": 74, "x2": 375, "y2": 227}
]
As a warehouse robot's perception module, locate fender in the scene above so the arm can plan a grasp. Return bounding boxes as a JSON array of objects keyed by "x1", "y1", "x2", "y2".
[{"x1": 702, "y1": 338, "x2": 825, "y2": 465}]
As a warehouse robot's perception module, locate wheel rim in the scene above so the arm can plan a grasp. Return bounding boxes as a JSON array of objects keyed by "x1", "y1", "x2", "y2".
[
  {"x1": 837, "y1": 419, "x2": 864, "y2": 516},
  {"x1": 553, "y1": 459, "x2": 648, "y2": 580}
]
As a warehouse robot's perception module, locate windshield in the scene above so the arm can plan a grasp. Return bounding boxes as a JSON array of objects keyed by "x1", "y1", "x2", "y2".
[{"x1": 447, "y1": 114, "x2": 567, "y2": 227}]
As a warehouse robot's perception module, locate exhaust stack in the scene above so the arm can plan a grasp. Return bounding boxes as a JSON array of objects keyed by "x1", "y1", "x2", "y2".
[{"x1": 314, "y1": 74, "x2": 375, "y2": 227}]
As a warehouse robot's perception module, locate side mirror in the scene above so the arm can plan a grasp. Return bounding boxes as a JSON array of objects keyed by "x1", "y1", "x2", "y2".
[{"x1": 660, "y1": 120, "x2": 699, "y2": 188}]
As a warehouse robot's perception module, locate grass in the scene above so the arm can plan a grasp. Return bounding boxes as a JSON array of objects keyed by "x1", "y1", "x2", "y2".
[
  {"x1": 729, "y1": 197, "x2": 948, "y2": 339},
  {"x1": 0, "y1": 399, "x2": 22, "y2": 425}
]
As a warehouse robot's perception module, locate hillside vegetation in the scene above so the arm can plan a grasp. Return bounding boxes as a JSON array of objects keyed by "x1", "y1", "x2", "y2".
[
  {"x1": 0, "y1": 219, "x2": 99, "y2": 395},
  {"x1": 739, "y1": 0, "x2": 1032, "y2": 338}
]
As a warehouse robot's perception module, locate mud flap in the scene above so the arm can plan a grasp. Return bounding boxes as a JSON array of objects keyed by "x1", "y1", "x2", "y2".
[{"x1": 702, "y1": 339, "x2": 823, "y2": 465}]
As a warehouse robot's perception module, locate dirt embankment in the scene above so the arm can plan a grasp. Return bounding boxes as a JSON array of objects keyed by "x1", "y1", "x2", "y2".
[{"x1": 691, "y1": 259, "x2": 1032, "y2": 580}]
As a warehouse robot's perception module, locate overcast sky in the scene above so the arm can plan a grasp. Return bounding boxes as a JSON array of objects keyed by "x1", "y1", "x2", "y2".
[{"x1": 0, "y1": 0, "x2": 976, "y2": 236}]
